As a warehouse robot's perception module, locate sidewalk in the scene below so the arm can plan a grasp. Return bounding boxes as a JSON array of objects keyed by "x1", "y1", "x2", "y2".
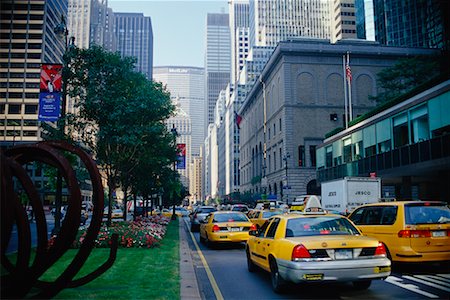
[{"x1": 179, "y1": 218, "x2": 202, "y2": 300}]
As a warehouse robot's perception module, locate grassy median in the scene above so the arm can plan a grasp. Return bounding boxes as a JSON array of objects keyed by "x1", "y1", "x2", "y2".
[{"x1": 39, "y1": 218, "x2": 180, "y2": 299}]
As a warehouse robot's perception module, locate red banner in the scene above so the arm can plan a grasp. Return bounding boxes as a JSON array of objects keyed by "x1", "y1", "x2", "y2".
[{"x1": 40, "y1": 64, "x2": 62, "y2": 93}]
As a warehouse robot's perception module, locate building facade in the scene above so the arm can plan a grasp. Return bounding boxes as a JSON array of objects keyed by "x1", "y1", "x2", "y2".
[
  {"x1": 370, "y1": 0, "x2": 449, "y2": 50},
  {"x1": 331, "y1": 0, "x2": 357, "y2": 43},
  {"x1": 229, "y1": 0, "x2": 250, "y2": 85},
  {"x1": 355, "y1": 0, "x2": 375, "y2": 41},
  {"x1": 316, "y1": 78, "x2": 450, "y2": 202},
  {"x1": 238, "y1": 38, "x2": 439, "y2": 204},
  {"x1": 205, "y1": 13, "x2": 231, "y2": 126},
  {"x1": 1, "y1": 0, "x2": 67, "y2": 145},
  {"x1": 114, "y1": 12, "x2": 153, "y2": 79}
]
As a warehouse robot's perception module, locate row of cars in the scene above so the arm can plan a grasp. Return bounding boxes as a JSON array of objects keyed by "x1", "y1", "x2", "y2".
[{"x1": 190, "y1": 199, "x2": 450, "y2": 293}]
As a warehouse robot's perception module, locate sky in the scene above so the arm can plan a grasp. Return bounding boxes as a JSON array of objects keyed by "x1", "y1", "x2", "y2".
[{"x1": 109, "y1": 0, "x2": 228, "y2": 68}]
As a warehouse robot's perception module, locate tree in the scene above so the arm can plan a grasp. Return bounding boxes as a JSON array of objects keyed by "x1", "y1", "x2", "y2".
[
  {"x1": 64, "y1": 46, "x2": 175, "y2": 225},
  {"x1": 370, "y1": 56, "x2": 441, "y2": 104}
]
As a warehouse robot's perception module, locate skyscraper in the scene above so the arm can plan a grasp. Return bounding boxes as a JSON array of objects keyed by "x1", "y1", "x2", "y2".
[
  {"x1": 205, "y1": 13, "x2": 231, "y2": 126},
  {"x1": 355, "y1": 0, "x2": 375, "y2": 41},
  {"x1": 153, "y1": 66, "x2": 206, "y2": 192},
  {"x1": 331, "y1": 0, "x2": 357, "y2": 43},
  {"x1": 229, "y1": 0, "x2": 250, "y2": 85},
  {"x1": 361, "y1": 0, "x2": 450, "y2": 50},
  {"x1": 249, "y1": 0, "x2": 332, "y2": 48},
  {"x1": 114, "y1": 13, "x2": 153, "y2": 79},
  {"x1": 1, "y1": 0, "x2": 68, "y2": 145},
  {"x1": 67, "y1": 0, "x2": 109, "y2": 49}
]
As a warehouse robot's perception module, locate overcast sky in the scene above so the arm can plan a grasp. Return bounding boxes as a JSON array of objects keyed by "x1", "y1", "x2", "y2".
[{"x1": 109, "y1": 0, "x2": 228, "y2": 68}]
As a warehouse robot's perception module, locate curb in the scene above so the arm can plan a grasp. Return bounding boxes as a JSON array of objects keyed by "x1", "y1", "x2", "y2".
[{"x1": 180, "y1": 218, "x2": 201, "y2": 300}]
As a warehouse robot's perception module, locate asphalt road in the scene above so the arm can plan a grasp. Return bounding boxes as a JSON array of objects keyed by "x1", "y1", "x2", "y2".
[{"x1": 183, "y1": 219, "x2": 450, "y2": 300}]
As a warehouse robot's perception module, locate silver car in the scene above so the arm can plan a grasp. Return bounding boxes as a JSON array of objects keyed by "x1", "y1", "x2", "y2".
[{"x1": 190, "y1": 206, "x2": 216, "y2": 232}]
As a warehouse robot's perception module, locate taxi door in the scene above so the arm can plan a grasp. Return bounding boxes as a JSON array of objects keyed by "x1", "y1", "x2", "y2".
[
  {"x1": 250, "y1": 220, "x2": 270, "y2": 269},
  {"x1": 259, "y1": 218, "x2": 281, "y2": 271}
]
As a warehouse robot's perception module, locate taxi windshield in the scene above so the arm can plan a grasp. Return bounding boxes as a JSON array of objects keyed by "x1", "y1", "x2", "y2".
[
  {"x1": 213, "y1": 213, "x2": 248, "y2": 223},
  {"x1": 285, "y1": 216, "x2": 360, "y2": 237}
]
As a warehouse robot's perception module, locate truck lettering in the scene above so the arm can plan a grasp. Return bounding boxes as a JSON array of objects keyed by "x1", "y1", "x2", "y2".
[
  {"x1": 328, "y1": 192, "x2": 337, "y2": 197},
  {"x1": 324, "y1": 204, "x2": 340, "y2": 208},
  {"x1": 355, "y1": 191, "x2": 371, "y2": 196}
]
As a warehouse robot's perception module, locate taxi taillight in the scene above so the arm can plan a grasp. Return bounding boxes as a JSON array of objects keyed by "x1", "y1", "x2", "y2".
[
  {"x1": 374, "y1": 242, "x2": 387, "y2": 257},
  {"x1": 250, "y1": 224, "x2": 257, "y2": 231},
  {"x1": 398, "y1": 230, "x2": 431, "y2": 238},
  {"x1": 291, "y1": 244, "x2": 311, "y2": 260},
  {"x1": 212, "y1": 225, "x2": 220, "y2": 232}
]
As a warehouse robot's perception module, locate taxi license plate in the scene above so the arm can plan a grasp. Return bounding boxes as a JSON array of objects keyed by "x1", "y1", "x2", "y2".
[
  {"x1": 335, "y1": 249, "x2": 353, "y2": 260},
  {"x1": 432, "y1": 231, "x2": 447, "y2": 237},
  {"x1": 229, "y1": 227, "x2": 240, "y2": 232},
  {"x1": 374, "y1": 266, "x2": 391, "y2": 273},
  {"x1": 302, "y1": 274, "x2": 324, "y2": 281}
]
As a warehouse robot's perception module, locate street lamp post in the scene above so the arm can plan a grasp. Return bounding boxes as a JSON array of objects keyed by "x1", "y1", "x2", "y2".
[
  {"x1": 171, "y1": 125, "x2": 178, "y2": 220},
  {"x1": 283, "y1": 152, "x2": 290, "y2": 205},
  {"x1": 51, "y1": 15, "x2": 74, "y2": 235}
]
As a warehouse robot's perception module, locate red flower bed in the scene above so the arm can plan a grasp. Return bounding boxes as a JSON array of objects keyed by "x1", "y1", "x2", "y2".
[{"x1": 69, "y1": 215, "x2": 170, "y2": 248}]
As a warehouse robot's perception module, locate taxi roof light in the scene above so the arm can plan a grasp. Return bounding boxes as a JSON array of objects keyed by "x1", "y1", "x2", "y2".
[{"x1": 303, "y1": 195, "x2": 325, "y2": 214}]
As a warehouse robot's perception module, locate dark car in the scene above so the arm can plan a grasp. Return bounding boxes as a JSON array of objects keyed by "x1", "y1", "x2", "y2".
[{"x1": 190, "y1": 206, "x2": 217, "y2": 232}]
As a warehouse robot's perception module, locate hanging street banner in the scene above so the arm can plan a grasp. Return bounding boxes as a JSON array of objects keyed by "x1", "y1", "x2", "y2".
[
  {"x1": 38, "y1": 64, "x2": 62, "y2": 121},
  {"x1": 176, "y1": 143, "x2": 186, "y2": 169}
]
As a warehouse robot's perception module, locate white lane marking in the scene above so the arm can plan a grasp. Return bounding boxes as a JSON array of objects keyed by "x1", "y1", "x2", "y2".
[
  {"x1": 437, "y1": 274, "x2": 450, "y2": 279},
  {"x1": 404, "y1": 275, "x2": 450, "y2": 291},
  {"x1": 433, "y1": 275, "x2": 450, "y2": 283},
  {"x1": 385, "y1": 276, "x2": 439, "y2": 298}
]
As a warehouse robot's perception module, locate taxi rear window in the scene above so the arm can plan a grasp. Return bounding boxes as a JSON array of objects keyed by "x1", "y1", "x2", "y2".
[
  {"x1": 213, "y1": 213, "x2": 248, "y2": 222},
  {"x1": 404, "y1": 203, "x2": 450, "y2": 225},
  {"x1": 285, "y1": 216, "x2": 360, "y2": 237},
  {"x1": 262, "y1": 211, "x2": 282, "y2": 218}
]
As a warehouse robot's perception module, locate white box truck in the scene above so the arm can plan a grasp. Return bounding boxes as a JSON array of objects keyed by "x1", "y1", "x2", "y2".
[{"x1": 321, "y1": 177, "x2": 381, "y2": 214}]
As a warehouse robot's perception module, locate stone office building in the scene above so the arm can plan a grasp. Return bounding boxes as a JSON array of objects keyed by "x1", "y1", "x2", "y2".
[{"x1": 238, "y1": 38, "x2": 439, "y2": 204}]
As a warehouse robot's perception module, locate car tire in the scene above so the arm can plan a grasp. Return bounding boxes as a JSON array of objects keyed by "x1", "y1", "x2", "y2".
[
  {"x1": 246, "y1": 248, "x2": 257, "y2": 273},
  {"x1": 199, "y1": 234, "x2": 205, "y2": 243},
  {"x1": 353, "y1": 280, "x2": 372, "y2": 290},
  {"x1": 270, "y1": 258, "x2": 286, "y2": 293},
  {"x1": 205, "y1": 234, "x2": 213, "y2": 248}
]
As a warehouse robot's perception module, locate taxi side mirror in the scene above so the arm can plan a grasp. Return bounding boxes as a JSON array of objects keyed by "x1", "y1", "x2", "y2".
[{"x1": 249, "y1": 230, "x2": 259, "y2": 236}]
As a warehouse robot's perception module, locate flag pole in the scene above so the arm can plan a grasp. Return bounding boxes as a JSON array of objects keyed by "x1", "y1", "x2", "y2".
[
  {"x1": 343, "y1": 54, "x2": 348, "y2": 129},
  {"x1": 347, "y1": 51, "x2": 353, "y2": 122}
]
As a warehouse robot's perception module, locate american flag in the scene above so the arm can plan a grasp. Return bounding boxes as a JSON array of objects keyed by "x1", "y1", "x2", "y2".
[{"x1": 345, "y1": 61, "x2": 352, "y2": 83}]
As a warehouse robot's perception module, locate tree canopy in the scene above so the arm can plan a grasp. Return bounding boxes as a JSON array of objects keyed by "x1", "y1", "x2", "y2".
[{"x1": 58, "y1": 46, "x2": 178, "y2": 223}]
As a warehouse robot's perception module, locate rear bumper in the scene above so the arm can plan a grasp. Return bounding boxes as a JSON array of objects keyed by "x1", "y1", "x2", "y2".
[
  {"x1": 394, "y1": 249, "x2": 450, "y2": 262},
  {"x1": 277, "y1": 257, "x2": 391, "y2": 284},
  {"x1": 209, "y1": 231, "x2": 249, "y2": 243}
]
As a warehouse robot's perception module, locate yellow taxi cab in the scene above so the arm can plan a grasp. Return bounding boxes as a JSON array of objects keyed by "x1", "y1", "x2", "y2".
[
  {"x1": 111, "y1": 208, "x2": 124, "y2": 219},
  {"x1": 348, "y1": 200, "x2": 450, "y2": 263},
  {"x1": 248, "y1": 209, "x2": 283, "y2": 228},
  {"x1": 246, "y1": 197, "x2": 391, "y2": 293},
  {"x1": 199, "y1": 211, "x2": 256, "y2": 246}
]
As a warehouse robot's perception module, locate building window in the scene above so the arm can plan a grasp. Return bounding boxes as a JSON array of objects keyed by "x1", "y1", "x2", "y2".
[
  {"x1": 24, "y1": 104, "x2": 37, "y2": 114},
  {"x1": 326, "y1": 146, "x2": 332, "y2": 167},
  {"x1": 410, "y1": 106, "x2": 429, "y2": 143},
  {"x1": 8, "y1": 104, "x2": 21, "y2": 114},
  {"x1": 279, "y1": 118, "x2": 282, "y2": 132},
  {"x1": 343, "y1": 138, "x2": 352, "y2": 163},
  {"x1": 298, "y1": 145, "x2": 305, "y2": 167},
  {"x1": 273, "y1": 123, "x2": 276, "y2": 135},
  {"x1": 310, "y1": 145, "x2": 316, "y2": 167},
  {"x1": 273, "y1": 151, "x2": 276, "y2": 171},
  {"x1": 378, "y1": 140, "x2": 391, "y2": 153},
  {"x1": 365, "y1": 145, "x2": 376, "y2": 157},
  {"x1": 393, "y1": 114, "x2": 409, "y2": 148}
]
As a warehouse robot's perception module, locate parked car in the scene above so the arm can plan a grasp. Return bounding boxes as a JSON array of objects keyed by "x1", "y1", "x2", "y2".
[
  {"x1": 199, "y1": 211, "x2": 256, "y2": 246},
  {"x1": 246, "y1": 198, "x2": 391, "y2": 293},
  {"x1": 190, "y1": 206, "x2": 217, "y2": 232},
  {"x1": 111, "y1": 208, "x2": 124, "y2": 219},
  {"x1": 348, "y1": 200, "x2": 450, "y2": 263}
]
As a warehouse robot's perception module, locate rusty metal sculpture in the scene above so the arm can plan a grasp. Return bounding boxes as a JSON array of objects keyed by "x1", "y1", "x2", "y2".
[{"x1": 1, "y1": 141, "x2": 118, "y2": 298}]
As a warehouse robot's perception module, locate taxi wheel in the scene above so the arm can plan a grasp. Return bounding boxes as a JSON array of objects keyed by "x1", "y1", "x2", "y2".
[
  {"x1": 246, "y1": 248, "x2": 257, "y2": 272},
  {"x1": 353, "y1": 280, "x2": 372, "y2": 290},
  {"x1": 205, "y1": 234, "x2": 213, "y2": 248},
  {"x1": 199, "y1": 234, "x2": 205, "y2": 243},
  {"x1": 270, "y1": 258, "x2": 286, "y2": 293}
]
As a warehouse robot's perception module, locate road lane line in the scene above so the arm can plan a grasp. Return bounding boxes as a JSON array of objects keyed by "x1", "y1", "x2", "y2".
[
  {"x1": 385, "y1": 276, "x2": 439, "y2": 298},
  {"x1": 404, "y1": 275, "x2": 450, "y2": 292},
  {"x1": 437, "y1": 274, "x2": 450, "y2": 279},
  {"x1": 420, "y1": 275, "x2": 450, "y2": 285},
  {"x1": 186, "y1": 220, "x2": 224, "y2": 300}
]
